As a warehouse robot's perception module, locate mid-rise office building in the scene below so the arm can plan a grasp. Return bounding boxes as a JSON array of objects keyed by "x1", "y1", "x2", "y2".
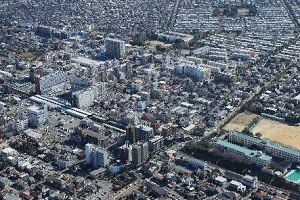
[
  {"x1": 76, "y1": 129, "x2": 109, "y2": 148},
  {"x1": 71, "y1": 75, "x2": 95, "y2": 91},
  {"x1": 105, "y1": 38, "x2": 125, "y2": 59},
  {"x1": 35, "y1": 26, "x2": 54, "y2": 38},
  {"x1": 35, "y1": 72, "x2": 68, "y2": 95},
  {"x1": 14, "y1": 119, "x2": 28, "y2": 133},
  {"x1": 27, "y1": 105, "x2": 48, "y2": 128},
  {"x1": 175, "y1": 59, "x2": 211, "y2": 81},
  {"x1": 72, "y1": 86, "x2": 98, "y2": 108}
]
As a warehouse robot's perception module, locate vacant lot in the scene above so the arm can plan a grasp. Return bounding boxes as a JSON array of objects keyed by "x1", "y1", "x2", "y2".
[
  {"x1": 252, "y1": 118, "x2": 300, "y2": 150},
  {"x1": 238, "y1": 8, "x2": 249, "y2": 16},
  {"x1": 145, "y1": 40, "x2": 172, "y2": 47},
  {"x1": 223, "y1": 112, "x2": 258, "y2": 132}
]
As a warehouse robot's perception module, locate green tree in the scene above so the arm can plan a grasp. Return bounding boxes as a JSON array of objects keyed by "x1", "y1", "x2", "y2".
[
  {"x1": 242, "y1": 128, "x2": 253, "y2": 136},
  {"x1": 146, "y1": 32, "x2": 158, "y2": 40},
  {"x1": 156, "y1": 45, "x2": 167, "y2": 52},
  {"x1": 212, "y1": 8, "x2": 222, "y2": 16},
  {"x1": 267, "y1": 162, "x2": 277, "y2": 170},
  {"x1": 255, "y1": 132, "x2": 262, "y2": 138},
  {"x1": 173, "y1": 39, "x2": 186, "y2": 49}
]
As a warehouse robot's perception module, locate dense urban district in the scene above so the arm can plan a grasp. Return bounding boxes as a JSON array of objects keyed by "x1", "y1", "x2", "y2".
[{"x1": 0, "y1": 0, "x2": 300, "y2": 199}]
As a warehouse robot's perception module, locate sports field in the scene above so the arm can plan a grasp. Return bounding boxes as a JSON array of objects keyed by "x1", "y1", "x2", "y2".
[
  {"x1": 252, "y1": 118, "x2": 300, "y2": 150},
  {"x1": 223, "y1": 112, "x2": 258, "y2": 132}
]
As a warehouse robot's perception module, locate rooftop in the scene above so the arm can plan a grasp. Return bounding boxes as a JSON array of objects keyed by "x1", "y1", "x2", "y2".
[
  {"x1": 267, "y1": 141, "x2": 300, "y2": 157},
  {"x1": 234, "y1": 132, "x2": 262, "y2": 144},
  {"x1": 217, "y1": 140, "x2": 252, "y2": 153},
  {"x1": 71, "y1": 57, "x2": 102, "y2": 67},
  {"x1": 27, "y1": 105, "x2": 42, "y2": 112},
  {"x1": 294, "y1": 94, "x2": 300, "y2": 101},
  {"x1": 23, "y1": 129, "x2": 43, "y2": 140},
  {"x1": 216, "y1": 140, "x2": 272, "y2": 161}
]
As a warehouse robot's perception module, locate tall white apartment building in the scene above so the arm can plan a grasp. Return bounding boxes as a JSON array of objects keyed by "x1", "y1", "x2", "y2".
[
  {"x1": 85, "y1": 143, "x2": 94, "y2": 165},
  {"x1": 85, "y1": 143, "x2": 109, "y2": 168},
  {"x1": 92, "y1": 148, "x2": 109, "y2": 168},
  {"x1": 149, "y1": 136, "x2": 164, "y2": 154},
  {"x1": 132, "y1": 141, "x2": 149, "y2": 166}
]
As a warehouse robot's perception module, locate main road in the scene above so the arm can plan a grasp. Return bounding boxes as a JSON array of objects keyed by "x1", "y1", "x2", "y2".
[{"x1": 167, "y1": 0, "x2": 180, "y2": 30}]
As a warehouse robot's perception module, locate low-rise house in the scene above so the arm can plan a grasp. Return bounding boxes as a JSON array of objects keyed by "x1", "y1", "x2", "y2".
[
  {"x1": 214, "y1": 176, "x2": 227, "y2": 186},
  {"x1": 229, "y1": 180, "x2": 246, "y2": 193},
  {"x1": 241, "y1": 175, "x2": 258, "y2": 188}
]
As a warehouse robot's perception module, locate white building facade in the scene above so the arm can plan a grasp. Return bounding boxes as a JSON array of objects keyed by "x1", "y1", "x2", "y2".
[
  {"x1": 85, "y1": 143, "x2": 94, "y2": 165},
  {"x1": 72, "y1": 86, "x2": 98, "y2": 108},
  {"x1": 175, "y1": 59, "x2": 211, "y2": 81},
  {"x1": 92, "y1": 148, "x2": 109, "y2": 168},
  {"x1": 149, "y1": 136, "x2": 164, "y2": 154},
  {"x1": 27, "y1": 105, "x2": 48, "y2": 128},
  {"x1": 36, "y1": 72, "x2": 68, "y2": 95},
  {"x1": 229, "y1": 132, "x2": 300, "y2": 163},
  {"x1": 85, "y1": 143, "x2": 109, "y2": 168}
]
